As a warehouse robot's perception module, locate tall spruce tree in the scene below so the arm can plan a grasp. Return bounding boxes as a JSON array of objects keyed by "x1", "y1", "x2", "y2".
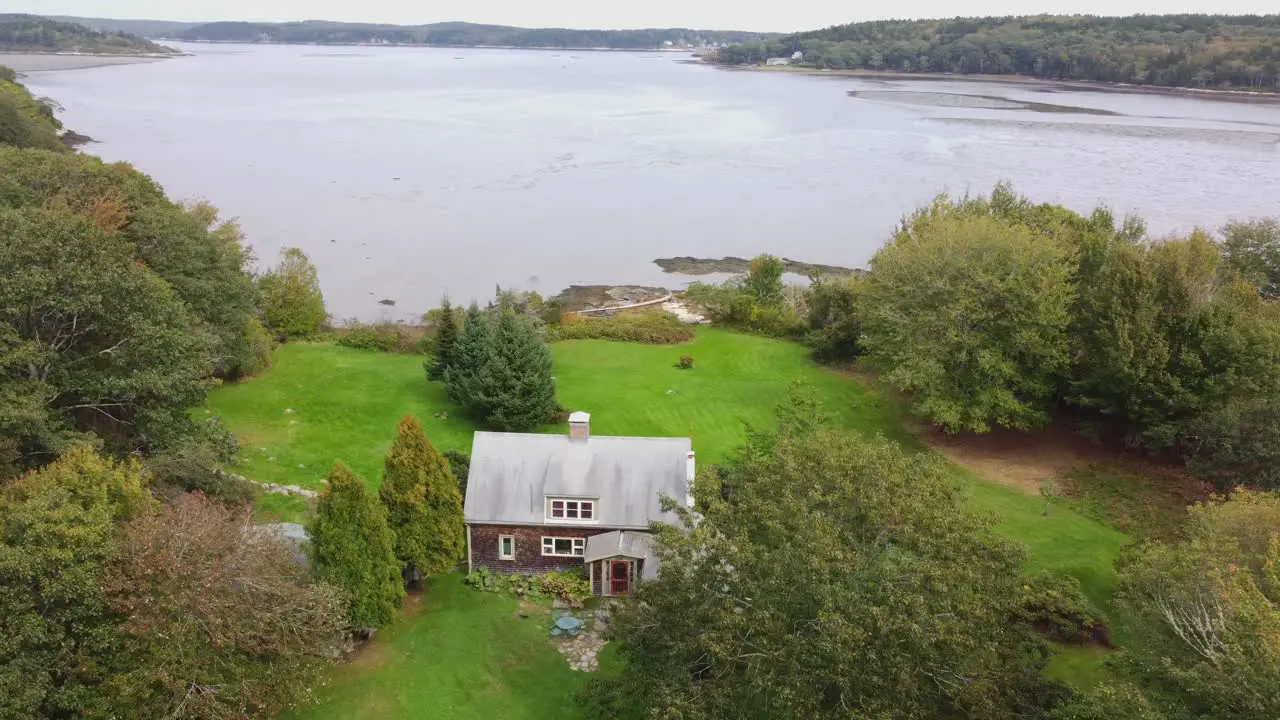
[
  {"x1": 444, "y1": 304, "x2": 491, "y2": 408},
  {"x1": 427, "y1": 298, "x2": 458, "y2": 381},
  {"x1": 470, "y1": 308, "x2": 557, "y2": 431},
  {"x1": 308, "y1": 463, "x2": 403, "y2": 630},
  {"x1": 379, "y1": 416, "x2": 465, "y2": 585}
]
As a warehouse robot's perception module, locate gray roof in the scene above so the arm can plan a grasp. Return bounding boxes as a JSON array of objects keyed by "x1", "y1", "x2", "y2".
[
  {"x1": 464, "y1": 431, "x2": 692, "y2": 529},
  {"x1": 585, "y1": 530, "x2": 660, "y2": 579}
]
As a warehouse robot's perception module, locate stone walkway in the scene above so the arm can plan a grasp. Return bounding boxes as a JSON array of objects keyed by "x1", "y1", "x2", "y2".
[{"x1": 554, "y1": 602, "x2": 614, "y2": 672}]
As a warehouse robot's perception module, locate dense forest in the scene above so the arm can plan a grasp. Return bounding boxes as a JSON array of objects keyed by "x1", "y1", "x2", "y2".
[
  {"x1": 48, "y1": 16, "x2": 203, "y2": 39},
  {"x1": 0, "y1": 14, "x2": 175, "y2": 54},
  {"x1": 714, "y1": 14, "x2": 1280, "y2": 91},
  {"x1": 179, "y1": 20, "x2": 777, "y2": 49}
]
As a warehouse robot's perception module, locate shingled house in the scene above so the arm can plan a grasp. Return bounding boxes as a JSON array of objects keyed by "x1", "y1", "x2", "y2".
[{"x1": 463, "y1": 412, "x2": 693, "y2": 597}]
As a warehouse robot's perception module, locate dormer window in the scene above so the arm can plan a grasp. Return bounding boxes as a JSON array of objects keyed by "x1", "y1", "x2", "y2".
[{"x1": 547, "y1": 498, "x2": 596, "y2": 522}]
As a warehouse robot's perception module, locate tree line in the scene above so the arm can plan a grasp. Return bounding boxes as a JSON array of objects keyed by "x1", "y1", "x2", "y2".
[
  {"x1": 180, "y1": 20, "x2": 777, "y2": 50},
  {"x1": 714, "y1": 14, "x2": 1280, "y2": 91},
  {"x1": 686, "y1": 185, "x2": 1280, "y2": 492},
  {"x1": 0, "y1": 14, "x2": 174, "y2": 54}
]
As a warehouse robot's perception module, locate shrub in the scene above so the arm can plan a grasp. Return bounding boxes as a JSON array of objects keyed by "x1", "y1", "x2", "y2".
[
  {"x1": 539, "y1": 570, "x2": 592, "y2": 608},
  {"x1": 678, "y1": 354, "x2": 695, "y2": 369},
  {"x1": 1015, "y1": 572, "x2": 1110, "y2": 645},
  {"x1": 223, "y1": 315, "x2": 275, "y2": 379},
  {"x1": 1184, "y1": 396, "x2": 1280, "y2": 490},
  {"x1": 547, "y1": 311, "x2": 695, "y2": 344},
  {"x1": 1048, "y1": 683, "x2": 1166, "y2": 720},
  {"x1": 807, "y1": 275, "x2": 864, "y2": 363},
  {"x1": 465, "y1": 568, "x2": 592, "y2": 607},
  {"x1": 683, "y1": 280, "x2": 806, "y2": 338},
  {"x1": 337, "y1": 321, "x2": 419, "y2": 353}
]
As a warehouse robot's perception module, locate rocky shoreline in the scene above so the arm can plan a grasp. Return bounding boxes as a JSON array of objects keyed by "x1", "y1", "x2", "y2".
[{"x1": 653, "y1": 256, "x2": 863, "y2": 277}]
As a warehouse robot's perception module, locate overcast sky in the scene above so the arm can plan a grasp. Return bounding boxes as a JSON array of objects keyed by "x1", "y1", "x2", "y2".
[{"x1": 18, "y1": 1, "x2": 1279, "y2": 33}]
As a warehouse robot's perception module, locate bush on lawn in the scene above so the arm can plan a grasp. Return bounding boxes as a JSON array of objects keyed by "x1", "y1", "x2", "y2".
[
  {"x1": 337, "y1": 321, "x2": 420, "y2": 354},
  {"x1": 1015, "y1": 572, "x2": 1110, "y2": 645},
  {"x1": 547, "y1": 311, "x2": 695, "y2": 344},
  {"x1": 678, "y1": 354, "x2": 695, "y2": 369}
]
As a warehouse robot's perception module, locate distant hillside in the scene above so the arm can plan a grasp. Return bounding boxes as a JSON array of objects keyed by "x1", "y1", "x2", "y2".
[
  {"x1": 714, "y1": 14, "x2": 1280, "y2": 91},
  {"x1": 180, "y1": 20, "x2": 777, "y2": 49},
  {"x1": 0, "y1": 14, "x2": 176, "y2": 54},
  {"x1": 47, "y1": 16, "x2": 202, "y2": 39}
]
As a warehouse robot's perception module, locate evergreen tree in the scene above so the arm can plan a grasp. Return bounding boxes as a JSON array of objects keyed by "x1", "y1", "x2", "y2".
[
  {"x1": 308, "y1": 463, "x2": 403, "y2": 630},
  {"x1": 444, "y1": 304, "x2": 491, "y2": 408},
  {"x1": 427, "y1": 298, "x2": 459, "y2": 381},
  {"x1": 379, "y1": 416, "x2": 465, "y2": 585},
  {"x1": 469, "y1": 308, "x2": 557, "y2": 431}
]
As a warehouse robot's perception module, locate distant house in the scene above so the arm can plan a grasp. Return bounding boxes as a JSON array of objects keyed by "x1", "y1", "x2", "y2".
[
  {"x1": 463, "y1": 412, "x2": 693, "y2": 596},
  {"x1": 766, "y1": 57, "x2": 790, "y2": 66},
  {"x1": 791, "y1": 51, "x2": 804, "y2": 62}
]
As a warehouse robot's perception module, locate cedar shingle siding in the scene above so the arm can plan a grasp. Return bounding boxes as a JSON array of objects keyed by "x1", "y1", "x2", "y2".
[{"x1": 471, "y1": 524, "x2": 613, "y2": 575}]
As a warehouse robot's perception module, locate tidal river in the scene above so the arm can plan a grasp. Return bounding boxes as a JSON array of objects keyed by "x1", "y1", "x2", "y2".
[{"x1": 21, "y1": 43, "x2": 1280, "y2": 320}]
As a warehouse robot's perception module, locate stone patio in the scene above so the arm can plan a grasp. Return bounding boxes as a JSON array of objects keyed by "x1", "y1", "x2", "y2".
[{"x1": 553, "y1": 602, "x2": 614, "y2": 672}]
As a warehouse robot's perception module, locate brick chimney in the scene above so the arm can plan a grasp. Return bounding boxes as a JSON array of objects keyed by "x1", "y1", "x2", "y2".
[{"x1": 568, "y1": 411, "x2": 590, "y2": 441}]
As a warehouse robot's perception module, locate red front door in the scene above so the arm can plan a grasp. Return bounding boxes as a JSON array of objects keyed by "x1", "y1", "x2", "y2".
[{"x1": 609, "y1": 560, "x2": 630, "y2": 595}]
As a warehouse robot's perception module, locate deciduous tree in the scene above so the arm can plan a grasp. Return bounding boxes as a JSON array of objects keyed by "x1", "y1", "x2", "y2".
[
  {"x1": 1117, "y1": 489, "x2": 1280, "y2": 719},
  {"x1": 0, "y1": 447, "x2": 153, "y2": 719},
  {"x1": 309, "y1": 463, "x2": 404, "y2": 630},
  {"x1": 862, "y1": 202, "x2": 1075, "y2": 432},
  {"x1": 0, "y1": 206, "x2": 212, "y2": 466},
  {"x1": 587, "y1": 430, "x2": 1055, "y2": 719},
  {"x1": 258, "y1": 247, "x2": 327, "y2": 341},
  {"x1": 104, "y1": 493, "x2": 348, "y2": 719},
  {"x1": 379, "y1": 416, "x2": 465, "y2": 584},
  {"x1": 1222, "y1": 218, "x2": 1280, "y2": 299}
]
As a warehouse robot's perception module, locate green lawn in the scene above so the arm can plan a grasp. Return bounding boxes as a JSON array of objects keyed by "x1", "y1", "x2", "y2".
[
  {"x1": 207, "y1": 328, "x2": 1134, "y2": 716},
  {"x1": 280, "y1": 574, "x2": 597, "y2": 720}
]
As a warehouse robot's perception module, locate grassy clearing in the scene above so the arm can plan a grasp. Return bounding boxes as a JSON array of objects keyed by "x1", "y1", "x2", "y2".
[
  {"x1": 281, "y1": 574, "x2": 597, "y2": 720},
  {"x1": 207, "y1": 327, "x2": 1146, "y2": 714}
]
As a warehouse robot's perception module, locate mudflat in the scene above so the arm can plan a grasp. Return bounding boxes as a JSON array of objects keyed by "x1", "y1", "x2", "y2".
[{"x1": 0, "y1": 53, "x2": 173, "y2": 72}]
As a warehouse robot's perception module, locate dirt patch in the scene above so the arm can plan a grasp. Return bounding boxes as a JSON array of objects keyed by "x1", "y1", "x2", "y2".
[
  {"x1": 401, "y1": 590, "x2": 427, "y2": 618},
  {"x1": 347, "y1": 639, "x2": 393, "y2": 671},
  {"x1": 922, "y1": 423, "x2": 1110, "y2": 494},
  {"x1": 513, "y1": 599, "x2": 550, "y2": 619}
]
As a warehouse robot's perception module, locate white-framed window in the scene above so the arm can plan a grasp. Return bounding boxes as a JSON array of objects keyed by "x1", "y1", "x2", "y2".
[
  {"x1": 541, "y1": 536, "x2": 585, "y2": 557},
  {"x1": 546, "y1": 498, "x2": 596, "y2": 522},
  {"x1": 498, "y1": 535, "x2": 515, "y2": 560}
]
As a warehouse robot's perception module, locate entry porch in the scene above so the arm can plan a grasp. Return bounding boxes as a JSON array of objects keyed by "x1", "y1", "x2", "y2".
[{"x1": 584, "y1": 530, "x2": 657, "y2": 597}]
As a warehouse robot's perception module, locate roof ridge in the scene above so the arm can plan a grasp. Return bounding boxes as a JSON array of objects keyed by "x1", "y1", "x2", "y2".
[{"x1": 473, "y1": 432, "x2": 690, "y2": 443}]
